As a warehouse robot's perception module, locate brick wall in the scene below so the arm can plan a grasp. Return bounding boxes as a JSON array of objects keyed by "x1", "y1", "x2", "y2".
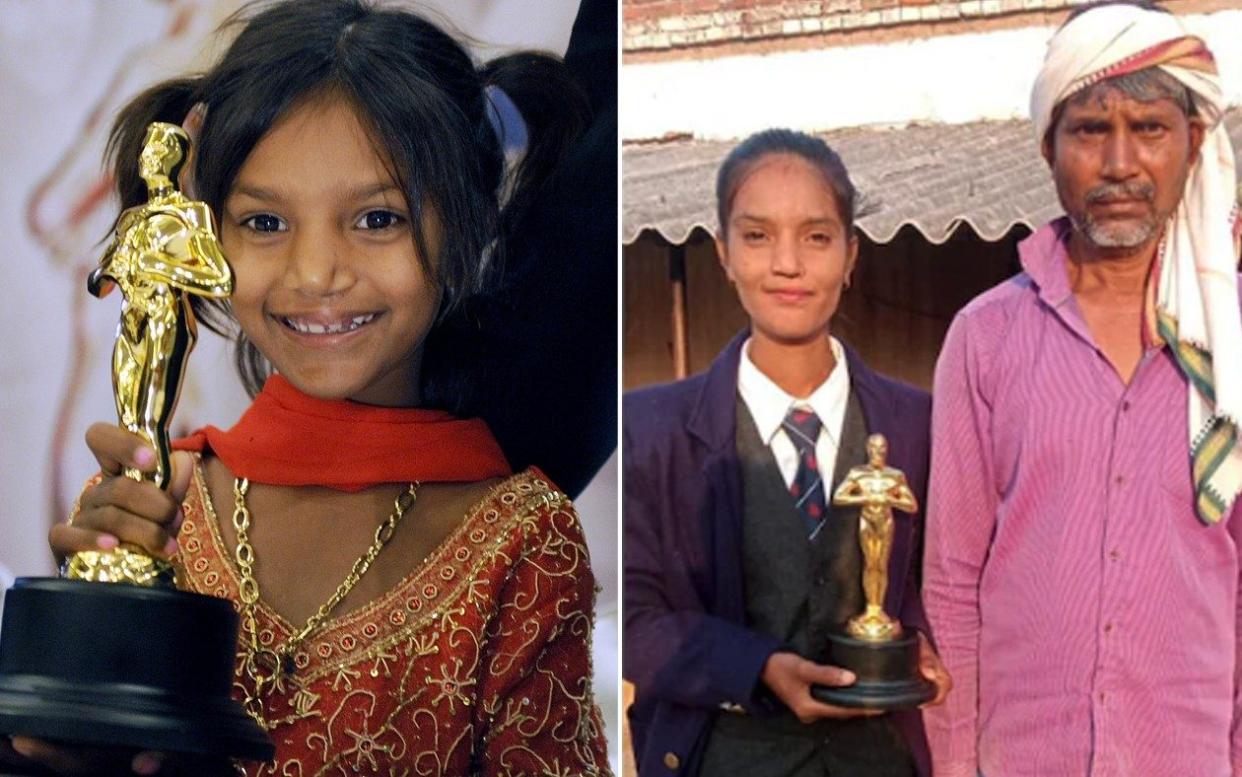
[{"x1": 623, "y1": 0, "x2": 1222, "y2": 56}]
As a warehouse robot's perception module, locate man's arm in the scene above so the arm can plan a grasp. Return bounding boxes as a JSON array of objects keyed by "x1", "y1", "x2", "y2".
[
  {"x1": 922, "y1": 312, "x2": 1000, "y2": 777},
  {"x1": 1233, "y1": 282, "x2": 1242, "y2": 776},
  {"x1": 1228, "y1": 494, "x2": 1242, "y2": 773}
]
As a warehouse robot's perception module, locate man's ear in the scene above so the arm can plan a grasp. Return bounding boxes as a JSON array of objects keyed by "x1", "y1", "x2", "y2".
[{"x1": 1041, "y1": 132, "x2": 1055, "y2": 169}]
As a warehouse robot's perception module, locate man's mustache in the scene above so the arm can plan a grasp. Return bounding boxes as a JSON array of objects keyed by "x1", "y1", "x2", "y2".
[{"x1": 1085, "y1": 181, "x2": 1155, "y2": 204}]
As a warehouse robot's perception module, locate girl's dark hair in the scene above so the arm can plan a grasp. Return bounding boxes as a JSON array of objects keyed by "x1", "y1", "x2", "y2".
[
  {"x1": 106, "y1": 0, "x2": 588, "y2": 410},
  {"x1": 715, "y1": 128, "x2": 858, "y2": 238}
]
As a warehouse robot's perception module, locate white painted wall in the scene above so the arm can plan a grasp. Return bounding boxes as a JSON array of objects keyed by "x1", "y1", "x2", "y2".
[{"x1": 621, "y1": 10, "x2": 1242, "y2": 140}]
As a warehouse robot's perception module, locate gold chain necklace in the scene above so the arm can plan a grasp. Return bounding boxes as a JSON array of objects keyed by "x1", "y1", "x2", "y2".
[{"x1": 230, "y1": 476, "x2": 418, "y2": 729}]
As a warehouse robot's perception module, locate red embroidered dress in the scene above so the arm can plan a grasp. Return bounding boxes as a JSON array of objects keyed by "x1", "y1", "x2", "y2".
[{"x1": 171, "y1": 461, "x2": 609, "y2": 776}]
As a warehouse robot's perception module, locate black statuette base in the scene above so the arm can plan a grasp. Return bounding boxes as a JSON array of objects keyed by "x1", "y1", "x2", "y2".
[
  {"x1": 810, "y1": 629, "x2": 934, "y2": 711},
  {"x1": 0, "y1": 577, "x2": 273, "y2": 761}
]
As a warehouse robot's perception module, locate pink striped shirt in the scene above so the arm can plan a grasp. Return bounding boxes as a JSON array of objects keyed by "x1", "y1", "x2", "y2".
[{"x1": 923, "y1": 219, "x2": 1242, "y2": 777}]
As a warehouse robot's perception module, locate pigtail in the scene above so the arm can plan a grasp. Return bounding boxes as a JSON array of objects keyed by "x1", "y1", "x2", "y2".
[
  {"x1": 419, "y1": 54, "x2": 589, "y2": 416},
  {"x1": 478, "y1": 53, "x2": 590, "y2": 242}
]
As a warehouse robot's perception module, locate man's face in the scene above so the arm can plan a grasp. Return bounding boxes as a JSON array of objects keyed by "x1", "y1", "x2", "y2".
[{"x1": 1043, "y1": 85, "x2": 1204, "y2": 252}]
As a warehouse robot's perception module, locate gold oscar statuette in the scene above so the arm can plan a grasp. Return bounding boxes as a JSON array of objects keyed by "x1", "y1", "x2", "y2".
[
  {"x1": 0, "y1": 122, "x2": 272, "y2": 761},
  {"x1": 810, "y1": 434, "x2": 934, "y2": 709},
  {"x1": 833, "y1": 434, "x2": 918, "y2": 642},
  {"x1": 65, "y1": 122, "x2": 233, "y2": 587}
]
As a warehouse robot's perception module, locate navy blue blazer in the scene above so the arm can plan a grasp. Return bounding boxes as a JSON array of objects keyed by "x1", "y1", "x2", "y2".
[{"x1": 623, "y1": 331, "x2": 933, "y2": 776}]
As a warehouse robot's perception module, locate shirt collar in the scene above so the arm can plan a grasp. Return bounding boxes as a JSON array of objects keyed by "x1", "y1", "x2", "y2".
[
  {"x1": 1020, "y1": 216, "x2": 1076, "y2": 309},
  {"x1": 737, "y1": 336, "x2": 850, "y2": 447},
  {"x1": 1020, "y1": 216, "x2": 1149, "y2": 351}
]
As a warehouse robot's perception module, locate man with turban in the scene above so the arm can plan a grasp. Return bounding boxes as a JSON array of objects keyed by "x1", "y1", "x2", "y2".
[{"x1": 923, "y1": 1, "x2": 1242, "y2": 775}]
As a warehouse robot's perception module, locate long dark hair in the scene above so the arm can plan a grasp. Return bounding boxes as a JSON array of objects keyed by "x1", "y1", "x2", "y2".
[{"x1": 106, "y1": 0, "x2": 589, "y2": 410}]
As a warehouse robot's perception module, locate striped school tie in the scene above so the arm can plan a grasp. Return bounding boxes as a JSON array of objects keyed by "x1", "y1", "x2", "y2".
[{"x1": 783, "y1": 407, "x2": 826, "y2": 539}]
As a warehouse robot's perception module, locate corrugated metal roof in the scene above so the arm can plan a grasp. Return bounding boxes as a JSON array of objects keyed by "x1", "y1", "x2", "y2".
[{"x1": 623, "y1": 108, "x2": 1242, "y2": 245}]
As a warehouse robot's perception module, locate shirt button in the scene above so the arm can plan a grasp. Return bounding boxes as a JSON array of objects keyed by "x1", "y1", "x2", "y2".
[
  {"x1": 1122, "y1": 400, "x2": 1131, "y2": 411},
  {"x1": 1103, "y1": 622, "x2": 1114, "y2": 634},
  {"x1": 1108, "y1": 549, "x2": 1121, "y2": 561},
  {"x1": 1114, "y1": 475, "x2": 1125, "y2": 485},
  {"x1": 664, "y1": 752, "x2": 680, "y2": 770},
  {"x1": 814, "y1": 574, "x2": 826, "y2": 586}
]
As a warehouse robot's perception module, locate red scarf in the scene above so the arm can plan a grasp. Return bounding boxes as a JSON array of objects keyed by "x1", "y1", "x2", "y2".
[{"x1": 174, "y1": 375, "x2": 511, "y2": 491}]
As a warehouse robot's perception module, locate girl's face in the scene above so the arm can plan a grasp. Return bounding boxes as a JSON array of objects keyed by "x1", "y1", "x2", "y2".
[
  {"x1": 221, "y1": 95, "x2": 440, "y2": 407},
  {"x1": 716, "y1": 153, "x2": 857, "y2": 349}
]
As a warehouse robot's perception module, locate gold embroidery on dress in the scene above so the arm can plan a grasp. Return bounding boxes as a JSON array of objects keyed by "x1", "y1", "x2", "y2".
[
  {"x1": 369, "y1": 647, "x2": 398, "y2": 679},
  {"x1": 173, "y1": 460, "x2": 609, "y2": 776}
]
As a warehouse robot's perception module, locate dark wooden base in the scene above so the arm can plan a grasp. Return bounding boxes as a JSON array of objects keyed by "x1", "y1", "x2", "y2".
[
  {"x1": 0, "y1": 578, "x2": 272, "y2": 761},
  {"x1": 810, "y1": 628, "x2": 934, "y2": 710}
]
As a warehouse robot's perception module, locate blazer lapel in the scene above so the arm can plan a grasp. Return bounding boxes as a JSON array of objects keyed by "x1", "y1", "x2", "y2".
[
  {"x1": 828, "y1": 391, "x2": 869, "y2": 507},
  {"x1": 687, "y1": 331, "x2": 749, "y2": 620}
]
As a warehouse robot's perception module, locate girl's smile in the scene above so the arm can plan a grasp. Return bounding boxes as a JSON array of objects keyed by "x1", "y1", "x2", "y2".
[
  {"x1": 222, "y1": 94, "x2": 441, "y2": 407},
  {"x1": 275, "y1": 310, "x2": 381, "y2": 342}
]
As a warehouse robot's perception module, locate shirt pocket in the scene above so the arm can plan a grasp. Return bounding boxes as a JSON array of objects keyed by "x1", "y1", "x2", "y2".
[
  {"x1": 1160, "y1": 445, "x2": 1237, "y2": 586},
  {"x1": 1160, "y1": 448, "x2": 1195, "y2": 513}
]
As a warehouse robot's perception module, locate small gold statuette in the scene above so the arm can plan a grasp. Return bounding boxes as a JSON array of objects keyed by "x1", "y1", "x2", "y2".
[
  {"x1": 812, "y1": 432, "x2": 933, "y2": 709},
  {"x1": 65, "y1": 122, "x2": 233, "y2": 588},
  {"x1": 831, "y1": 433, "x2": 919, "y2": 642}
]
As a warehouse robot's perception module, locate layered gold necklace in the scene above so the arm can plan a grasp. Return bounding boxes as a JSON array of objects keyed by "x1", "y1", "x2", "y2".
[{"x1": 229, "y1": 477, "x2": 419, "y2": 729}]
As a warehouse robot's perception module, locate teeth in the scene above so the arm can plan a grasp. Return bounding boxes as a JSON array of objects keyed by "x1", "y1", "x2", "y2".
[{"x1": 283, "y1": 313, "x2": 375, "y2": 334}]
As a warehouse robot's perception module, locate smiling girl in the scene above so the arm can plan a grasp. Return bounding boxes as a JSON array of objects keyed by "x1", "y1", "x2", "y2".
[{"x1": 9, "y1": 1, "x2": 609, "y2": 774}]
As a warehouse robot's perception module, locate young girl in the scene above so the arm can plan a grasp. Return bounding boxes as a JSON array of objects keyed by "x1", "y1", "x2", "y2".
[
  {"x1": 622, "y1": 130, "x2": 950, "y2": 777},
  {"x1": 10, "y1": 1, "x2": 609, "y2": 774}
]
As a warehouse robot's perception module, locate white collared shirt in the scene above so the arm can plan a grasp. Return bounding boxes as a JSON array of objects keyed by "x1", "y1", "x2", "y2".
[{"x1": 737, "y1": 336, "x2": 850, "y2": 490}]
